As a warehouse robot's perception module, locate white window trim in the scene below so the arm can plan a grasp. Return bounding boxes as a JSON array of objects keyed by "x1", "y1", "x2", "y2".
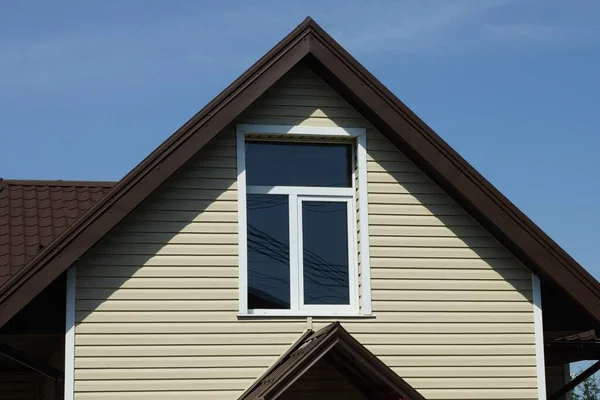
[
  {"x1": 532, "y1": 273, "x2": 547, "y2": 399},
  {"x1": 236, "y1": 124, "x2": 372, "y2": 316},
  {"x1": 64, "y1": 265, "x2": 76, "y2": 400},
  {"x1": 297, "y1": 196, "x2": 357, "y2": 313}
]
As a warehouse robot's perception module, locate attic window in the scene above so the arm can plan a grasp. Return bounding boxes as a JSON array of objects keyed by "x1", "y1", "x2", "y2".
[{"x1": 236, "y1": 125, "x2": 372, "y2": 316}]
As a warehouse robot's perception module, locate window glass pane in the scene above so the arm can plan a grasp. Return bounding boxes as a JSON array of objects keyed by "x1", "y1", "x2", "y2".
[
  {"x1": 302, "y1": 201, "x2": 350, "y2": 305},
  {"x1": 247, "y1": 194, "x2": 290, "y2": 309},
  {"x1": 246, "y1": 141, "x2": 352, "y2": 187}
]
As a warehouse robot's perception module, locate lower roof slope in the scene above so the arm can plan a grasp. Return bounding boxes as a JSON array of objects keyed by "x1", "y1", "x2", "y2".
[
  {"x1": 0, "y1": 179, "x2": 114, "y2": 286},
  {"x1": 239, "y1": 322, "x2": 426, "y2": 400}
]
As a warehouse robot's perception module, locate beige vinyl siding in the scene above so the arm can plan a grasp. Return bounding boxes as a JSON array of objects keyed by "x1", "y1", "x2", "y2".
[{"x1": 74, "y1": 64, "x2": 537, "y2": 400}]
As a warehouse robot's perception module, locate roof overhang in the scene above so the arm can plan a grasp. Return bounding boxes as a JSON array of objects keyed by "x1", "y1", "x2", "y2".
[
  {"x1": 239, "y1": 322, "x2": 426, "y2": 400},
  {"x1": 0, "y1": 17, "x2": 599, "y2": 327}
]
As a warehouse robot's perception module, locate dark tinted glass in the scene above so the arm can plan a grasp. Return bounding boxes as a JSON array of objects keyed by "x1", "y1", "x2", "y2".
[
  {"x1": 302, "y1": 201, "x2": 350, "y2": 305},
  {"x1": 247, "y1": 194, "x2": 290, "y2": 309},
  {"x1": 246, "y1": 141, "x2": 352, "y2": 187}
]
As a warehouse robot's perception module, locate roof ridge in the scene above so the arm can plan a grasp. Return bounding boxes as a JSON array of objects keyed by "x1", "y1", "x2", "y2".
[{"x1": 1, "y1": 179, "x2": 116, "y2": 187}]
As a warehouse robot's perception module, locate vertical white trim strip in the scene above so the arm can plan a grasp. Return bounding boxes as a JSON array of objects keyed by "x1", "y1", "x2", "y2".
[
  {"x1": 532, "y1": 273, "x2": 547, "y2": 399},
  {"x1": 64, "y1": 265, "x2": 76, "y2": 400},
  {"x1": 357, "y1": 131, "x2": 372, "y2": 315},
  {"x1": 236, "y1": 128, "x2": 248, "y2": 314},
  {"x1": 289, "y1": 193, "x2": 299, "y2": 310}
]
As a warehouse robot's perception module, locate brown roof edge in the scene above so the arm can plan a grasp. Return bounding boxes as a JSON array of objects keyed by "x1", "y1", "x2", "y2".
[{"x1": 1, "y1": 17, "x2": 599, "y2": 327}]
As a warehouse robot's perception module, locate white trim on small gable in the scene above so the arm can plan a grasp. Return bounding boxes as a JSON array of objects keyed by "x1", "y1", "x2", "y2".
[
  {"x1": 532, "y1": 273, "x2": 547, "y2": 399},
  {"x1": 236, "y1": 124, "x2": 371, "y2": 317}
]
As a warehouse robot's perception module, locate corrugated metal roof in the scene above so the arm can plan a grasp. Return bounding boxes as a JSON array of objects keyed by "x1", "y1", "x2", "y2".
[{"x1": 0, "y1": 179, "x2": 114, "y2": 286}]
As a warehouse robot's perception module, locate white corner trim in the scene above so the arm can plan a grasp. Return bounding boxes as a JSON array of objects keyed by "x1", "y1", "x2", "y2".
[
  {"x1": 237, "y1": 128, "x2": 248, "y2": 314},
  {"x1": 356, "y1": 130, "x2": 372, "y2": 314},
  {"x1": 532, "y1": 273, "x2": 547, "y2": 399},
  {"x1": 64, "y1": 265, "x2": 76, "y2": 400}
]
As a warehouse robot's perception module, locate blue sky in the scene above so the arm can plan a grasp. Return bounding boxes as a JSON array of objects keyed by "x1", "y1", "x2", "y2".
[{"x1": 0, "y1": 1, "x2": 599, "y2": 280}]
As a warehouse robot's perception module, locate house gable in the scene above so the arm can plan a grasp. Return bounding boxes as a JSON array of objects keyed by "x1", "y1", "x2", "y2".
[
  {"x1": 71, "y1": 63, "x2": 538, "y2": 399},
  {"x1": 0, "y1": 16, "x2": 597, "y2": 400},
  {"x1": 0, "y1": 18, "x2": 597, "y2": 330}
]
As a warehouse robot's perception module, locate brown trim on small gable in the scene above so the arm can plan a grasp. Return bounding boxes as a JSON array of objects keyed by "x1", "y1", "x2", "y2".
[
  {"x1": 239, "y1": 322, "x2": 426, "y2": 400},
  {"x1": 0, "y1": 17, "x2": 599, "y2": 327}
]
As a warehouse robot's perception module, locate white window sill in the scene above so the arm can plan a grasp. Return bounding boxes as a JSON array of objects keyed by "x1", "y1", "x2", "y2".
[{"x1": 237, "y1": 312, "x2": 375, "y2": 319}]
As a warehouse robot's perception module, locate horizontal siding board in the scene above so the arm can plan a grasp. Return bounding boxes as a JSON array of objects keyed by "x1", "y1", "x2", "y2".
[
  {"x1": 77, "y1": 277, "x2": 238, "y2": 289},
  {"x1": 372, "y1": 279, "x2": 532, "y2": 291},
  {"x1": 369, "y1": 257, "x2": 525, "y2": 269},
  {"x1": 74, "y1": 379, "x2": 254, "y2": 392},
  {"x1": 76, "y1": 312, "x2": 534, "y2": 325},
  {"x1": 370, "y1": 235, "x2": 500, "y2": 247},
  {"x1": 75, "y1": 356, "x2": 279, "y2": 369},
  {"x1": 373, "y1": 289, "x2": 532, "y2": 302},
  {"x1": 82, "y1": 255, "x2": 238, "y2": 266},
  {"x1": 369, "y1": 225, "x2": 490, "y2": 237},
  {"x1": 117, "y1": 221, "x2": 238, "y2": 234},
  {"x1": 371, "y1": 268, "x2": 531, "y2": 280},
  {"x1": 141, "y1": 199, "x2": 237, "y2": 212},
  {"x1": 370, "y1": 246, "x2": 515, "y2": 259},
  {"x1": 76, "y1": 299, "x2": 239, "y2": 312},
  {"x1": 369, "y1": 203, "x2": 467, "y2": 216},
  {"x1": 74, "y1": 344, "x2": 536, "y2": 357},
  {"x1": 77, "y1": 288, "x2": 240, "y2": 300},
  {"x1": 75, "y1": 333, "x2": 302, "y2": 346},
  {"x1": 99, "y1": 233, "x2": 239, "y2": 245},
  {"x1": 78, "y1": 267, "x2": 238, "y2": 278},
  {"x1": 151, "y1": 188, "x2": 237, "y2": 201},
  {"x1": 74, "y1": 355, "x2": 536, "y2": 369},
  {"x1": 89, "y1": 243, "x2": 238, "y2": 256},
  {"x1": 75, "y1": 367, "x2": 268, "y2": 380},
  {"x1": 75, "y1": 321, "x2": 307, "y2": 333}
]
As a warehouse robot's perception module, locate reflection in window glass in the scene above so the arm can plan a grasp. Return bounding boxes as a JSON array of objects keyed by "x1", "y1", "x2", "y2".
[
  {"x1": 246, "y1": 141, "x2": 352, "y2": 187},
  {"x1": 247, "y1": 194, "x2": 290, "y2": 309},
  {"x1": 302, "y1": 201, "x2": 350, "y2": 305}
]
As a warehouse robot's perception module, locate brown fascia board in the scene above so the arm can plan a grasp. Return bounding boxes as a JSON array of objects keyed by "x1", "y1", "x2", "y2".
[{"x1": 0, "y1": 17, "x2": 599, "y2": 327}]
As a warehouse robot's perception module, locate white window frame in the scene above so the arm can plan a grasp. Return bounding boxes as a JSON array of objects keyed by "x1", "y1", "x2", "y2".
[
  {"x1": 297, "y1": 195, "x2": 357, "y2": 313},
  {"x1": 236, "y1": 124, "x2": 372, "y2": 317}
]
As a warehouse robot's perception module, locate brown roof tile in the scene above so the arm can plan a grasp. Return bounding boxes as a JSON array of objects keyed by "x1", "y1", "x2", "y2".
[{"x1": 0, "y1": 179, "x2": 114, "y2": 286}]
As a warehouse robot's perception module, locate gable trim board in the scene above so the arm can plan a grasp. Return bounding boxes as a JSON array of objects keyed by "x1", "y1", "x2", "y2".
[{"x1": 0, "y1": 17, "x2": 598, "y2": 329}]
